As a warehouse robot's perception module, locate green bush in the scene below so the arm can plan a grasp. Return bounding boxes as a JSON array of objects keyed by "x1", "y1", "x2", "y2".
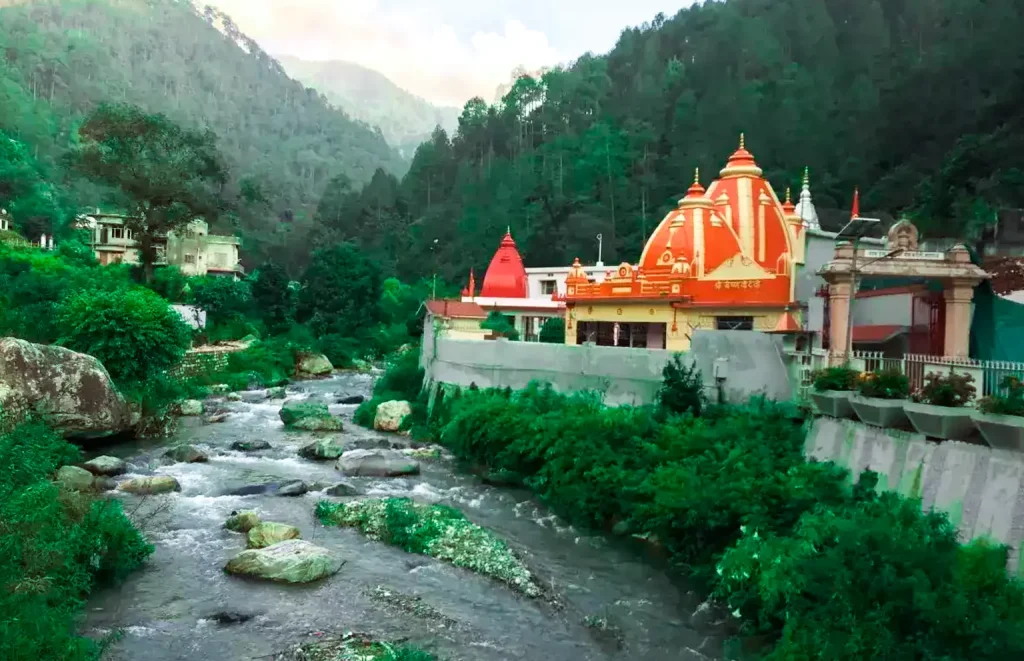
[
  {"x1": 187, "y1": 275, "x2": 252, "y2": 328},
  {"x1": 812, "y1": 365, "x2": 858, "y2": 391},
  {"x1": 56, "y1": 286, "x2": 192, "y2": 387},
  {"x1": 0, "y1": 418, "x2": 152, "y2": 661},
  {"x1": 979, "y1": 376, "x2": 1024, "y2": 416},
  {"x1": 480, "y1": 310, "x2": 519, "y2": 340},
  {"x1": 538, "y1": 317, "x2": 565, "y2": 343},
  {"x1": 915, "y1": 370, "x2": 977, "y2": 407},
  {"x1": 657, "y1": 354, "x2": 705, "y2": 416},
  {"x1": 434, "y1": 379, "x2": 1024, "y2": 659},
  {"x1": 354, "y1": 348, "x2": 425, "y2": 428},
  {"x1": 250, "y1": 262, "x2": 294, "y2": 334},
  {"x1": 297, "y1": 242, "x2": 382, "y2": 337},
  {"x1": 317, "y1": 333, "x2": 362, "y2": 368},
  {"x1": 147, "y1": 265, "x2": 189, "y2": 303},
  {"x1": 857, "y1": 368, "x2": 910, "y2": 400}
]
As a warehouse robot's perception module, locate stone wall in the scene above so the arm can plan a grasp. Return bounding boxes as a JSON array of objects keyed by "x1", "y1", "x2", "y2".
[
  {"x1": 421, "y1": 321, "x2": 794, "y2": 406},
  {"x1": 807, "y1": 417, "x2": 1024, "y2": 575},
  {"x1": 171, "y1": 349, "x2": 232, "y2": 379}
]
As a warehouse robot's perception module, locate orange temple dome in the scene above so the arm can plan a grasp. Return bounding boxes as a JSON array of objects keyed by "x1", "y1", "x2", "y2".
[{"x1": 479, "y1": 230, "x2": 528, "y2": 298}]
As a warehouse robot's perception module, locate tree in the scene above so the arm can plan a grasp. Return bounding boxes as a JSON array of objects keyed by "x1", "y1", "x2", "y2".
[
  {"x1": 187, "y1": 276, "x2": 252, "y2": 328},
  {"x1": 56, "y1": 286, "x2": 192, "y2": 386},
  {"x1": 297, "y1": 242, "x2": 382, "y2": 338},
  {"x1": 251, "y1": 261, "x2": 294, "y2": 334},
  {"x1": 68, "y1": 103, "x2": 227, "y2": 282},
  {"x1": 0, "y1": 131, "x2": 66, "y2": 239},
  {"x1": 538, "y1": 317, "x2": 566, "y2": 344},
  {"x1": 481, "y1": 310, "x2": 519, "y2": 340}
]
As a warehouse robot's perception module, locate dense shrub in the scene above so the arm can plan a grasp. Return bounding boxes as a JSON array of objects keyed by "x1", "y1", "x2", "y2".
[
  {"x1": 857, "y1": 368, "x2": 910, "y2": 399},
  {"x1": 297, "y1": 242, "x2": 382, "y2": 338},
  {"x1": 480, "y1": 310, "x2": 519, "y2": 340},
  {"x1": 0, "y1": 418, "x2": 152, "y2": 661},
  {"x1": 915, "y1": 370, "x2": 977, "y2": 407},
  {"x1": 56, "y1": 286, "x2": 192, "y2": 386},
  {"x1": 979, "y1": 375, "x2": 1024, "y2": 415},
  {"x1": 657, "y1": 354, "x2": 705, "y2": 416},
  {"x1": 812, "y1": 365, "x2": 858, "y2": 391},
  {"x1": 317, "y1": 333, "x2": 362, "y2": 368},
  {"x1": 538, "y1": 317, "x2": 565, "y2": 343},
  {"x1": 435, "y1": 381, "x2": 1024, "y2": 659},
  {"x1": 250, "y1": 262, "x2": 294, "y2": 334},
  {"x1": 187, "y1": 275, "x2": 252, "y2": 329},
  {"x1": 147, "y1": 265, "x2": 189, "y2": 303}
]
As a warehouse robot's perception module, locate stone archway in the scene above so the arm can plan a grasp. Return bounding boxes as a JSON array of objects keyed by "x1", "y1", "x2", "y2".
[{"x1": 818, "y1": 219, "x2": 990, "y2": 361}]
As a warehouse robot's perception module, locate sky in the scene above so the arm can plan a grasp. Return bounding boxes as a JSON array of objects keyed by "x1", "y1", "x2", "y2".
[{"x1": 206, "y1": 0, "x2": 691, "y2": 108}]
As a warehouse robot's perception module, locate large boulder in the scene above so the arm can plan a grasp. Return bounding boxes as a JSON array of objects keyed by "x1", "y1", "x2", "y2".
[
  {"x1": 0, "y1": 337, "x2": 132, "y2": 438},
  {"x1": 279, "y1": 400, "x2": 342, "y2": 431},
  {"x1": 291, "y1": 416, "x2": 343, "y2": 432},
  {"x1": 177, "y1": 400, "x2": 204, "y2": 416},
  {"x1": 373, "y1": 400, "x2": 412, "y2": 432},
  {"x1": 225, "y1": 511, "x2": 261, "y2": 533},
  {"x1": 337, "y1": 394, "x2": 365, "y2": 405},
  {"x1": 322, "y1": 481, "x2": 361, "y2": 497},
  {"x1": 336, "y1": 449, "x2": 420, "y2": 477},
  {"x1": 56, "y1": 465, "x2": 94, "y2": 491},
  {"x1": 224, "y1": 539, "x2": 342, "y2": 584},
  {"x1": 231, "y1": 440, "x2": 272, "y2": 452},
  {"x1": 240, "y1": 390, "x2": 269, "y2": 404},
  {"x1": 274, "y1": 480, "x2": 309, "y2": 497},
  {"x1": 247, "y1": 522, "x2": 301, "y2": 549},
  {"x1": 164, "y1": 444, "x2": 209, "y2": 463},
  {"x1": 83, "y1": 455, "x2": 127, "y2": 476},
  {"x1": 296, "y1": 353, "x2": 333, "y2": 377},
  {"x1": 298, "y1": 439, "x2": 345, "y2": 461},
  {"x1": 119, "y1": 475, "x2": 181, "y2": 495},
  {"x1": 267, "y1": 386, "x2": 287, "y2": 400}
]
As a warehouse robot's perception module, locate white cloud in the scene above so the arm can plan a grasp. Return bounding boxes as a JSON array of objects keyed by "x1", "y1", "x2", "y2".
[{"x1": 206, "y1": 0, "x2": 565, "y2": 107}]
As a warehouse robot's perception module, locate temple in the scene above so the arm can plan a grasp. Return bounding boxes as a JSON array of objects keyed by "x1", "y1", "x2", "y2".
[{"x1": 563, "y1": 136, "x2": 805, "y2": 350}]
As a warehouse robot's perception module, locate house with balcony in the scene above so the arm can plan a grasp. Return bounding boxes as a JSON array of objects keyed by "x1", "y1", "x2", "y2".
[{"x1": 77, "y1": 212, "x2": 243, "y2": 278}]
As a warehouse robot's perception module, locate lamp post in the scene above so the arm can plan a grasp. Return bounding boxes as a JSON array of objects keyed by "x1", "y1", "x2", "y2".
[
  {"x1": 431, "y1": 238, "x2": 439, "y2": 300},
  {"x1": 596, "y1": 233, "x2": 603, "y2": 266}
]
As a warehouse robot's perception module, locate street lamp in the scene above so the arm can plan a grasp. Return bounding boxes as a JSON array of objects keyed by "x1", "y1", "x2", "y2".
[
  {"x1": 596, "y1": 233, "x2": 603, "y2": 266},
  {"x1": 431, "y1": 238, "x2": 439, "y2": 300}
]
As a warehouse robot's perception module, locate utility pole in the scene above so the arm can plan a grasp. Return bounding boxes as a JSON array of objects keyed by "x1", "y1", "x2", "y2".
[{"x1": 431, "y1": 238, "x2": 439, "y2": 300}]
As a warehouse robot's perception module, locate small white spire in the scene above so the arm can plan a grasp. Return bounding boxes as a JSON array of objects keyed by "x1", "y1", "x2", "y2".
[{"x1": 795, "y1": 166, "x2": 820, "y2": 231}]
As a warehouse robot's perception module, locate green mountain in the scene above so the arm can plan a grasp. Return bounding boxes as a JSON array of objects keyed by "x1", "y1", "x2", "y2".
[
  {"x1": 0, "y1": 0, "x2": 405, "y2": 254},
  {"x1": 277, "y1": 55, "x2": 460, "y2": 158}
]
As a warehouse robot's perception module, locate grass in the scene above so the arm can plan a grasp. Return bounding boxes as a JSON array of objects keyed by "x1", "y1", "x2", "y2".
[
  {"x1": 285, "y1": 633, "x2": 438, "y2": 661},
  {"x1": 316, "y1": 498, "x2": 539, "y2": 597}
]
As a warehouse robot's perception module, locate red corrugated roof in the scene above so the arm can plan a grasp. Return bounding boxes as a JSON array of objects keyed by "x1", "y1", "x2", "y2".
[
  {"x1": 852, "y1": 324, "x2": 906, "y2": 343},
  {"x1": 426, "y1": 300, "x2": 487, "y2": 319}
]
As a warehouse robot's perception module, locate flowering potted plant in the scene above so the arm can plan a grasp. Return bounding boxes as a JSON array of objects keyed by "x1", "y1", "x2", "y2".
[
  {"x1": 850, "y1": 368, "x2": 911, "y2": 428},
  {"x1": 973, "y1": 376, "x2": 1024, "y2": 450},
  {"x1": 809, "y1": 366, "x2": 858, "y2": 418},
  {"x1": 903, "y1": 371, "x2": 977, "y2": 440}
]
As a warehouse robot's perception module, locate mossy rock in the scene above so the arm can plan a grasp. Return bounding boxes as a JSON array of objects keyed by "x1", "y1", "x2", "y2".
[
  {"x1": 299, "y1": 438, "x2": 345, "y2": 460},
  {"x1": 119, "y1": 475, "x2": 181, "y2": 495},
  {"x1": 56, "y1": 465, "x2": 94, "y2": 491},
  {"x1": 247, "y1": 522, "x2": 301, "y2": 549},
  {"x1": 291, "y1": 416, "x2": 343, "y2": 432},
  {"x1": 225, "y1": 511, "x2": 261, "y2": 533},
  {"x1": 279, "y1": 401, "x2": 330, "y2": 426},
  {"x1": 224, "y1": 539, "x2": 341, "y2": 584}
]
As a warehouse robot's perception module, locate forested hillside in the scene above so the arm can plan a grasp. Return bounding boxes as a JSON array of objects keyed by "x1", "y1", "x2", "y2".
[
  {"x1": 316, "y1": 0, "x2": 1024, "y2": 285},
  {"x1": 278, "y1": 55, "x2": 460, "y2": 159},
  {"x1": 0, "y1": 0, "x2": 404, "y2": 262}
]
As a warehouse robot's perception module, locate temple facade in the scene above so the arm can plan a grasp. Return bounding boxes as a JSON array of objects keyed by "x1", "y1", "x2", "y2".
[{"x1": 563, "y1": 136, "x2": 805, "y2": 351}]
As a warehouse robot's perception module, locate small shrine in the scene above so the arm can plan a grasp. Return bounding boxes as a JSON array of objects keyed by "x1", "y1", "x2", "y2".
[
  {"x1": 818, "y1": 218, "x2": 990, "y2": 359},
  {"x1": 562, "y1": 136, "x2": 806, "y2": 350}
]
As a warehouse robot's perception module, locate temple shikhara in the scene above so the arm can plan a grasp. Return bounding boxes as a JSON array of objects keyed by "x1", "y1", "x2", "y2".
[{"x1": 563, "y1": 136, "x2": 803, "y2": 350}]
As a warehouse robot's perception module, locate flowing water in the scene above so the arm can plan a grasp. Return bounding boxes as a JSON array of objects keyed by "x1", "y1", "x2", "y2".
[{"x1": 83, "y1": 374, "x2": 725, "y2": 660}]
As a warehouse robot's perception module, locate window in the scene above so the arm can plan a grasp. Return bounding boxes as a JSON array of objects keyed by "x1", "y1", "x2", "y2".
[
  {"x1": 110, "y1": 227, "x2": 124, "y2": 240},
  {"x1": 184, "y1": 254, "x2": 196, "y2": 264},
  {"x1": 211, "y1": 251, "x2": 226, "y2": 267},
  {"x1": 541, "y1": 280, "x2": 557, "y2": 296},
  {"x1": 715, "y1": 316, "x2": 754, "y2": 331}
]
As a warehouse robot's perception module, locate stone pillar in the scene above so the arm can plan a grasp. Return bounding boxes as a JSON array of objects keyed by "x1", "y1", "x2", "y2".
[
  {"x1": 828, "y1": 280, "x2": 852, "y2": 364},
  {"x1": 943, "y1": 282, "x2": 975, "y2": 357}
]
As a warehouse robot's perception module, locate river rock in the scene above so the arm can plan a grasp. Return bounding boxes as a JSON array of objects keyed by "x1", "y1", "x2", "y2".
[
  {"x1": 267, "y1": 386, "x2": 287, "y2": 399},
  {"x1": 224, "y1": 539, "x2": 342, "y2": 584},
  {"x1": 247, "y1": 522, "x2": 301, "y2": 549},
  {"x1": 164, "y1": 444, "x2": 209, "y2": 463},
  {"x1": 373, "y1": 400, "x2": 412, "y2": 432},
  {"x1": 94, "y1": 476, "x2": 117, "y2": 492},
  {"x1": 291, "y1": 416, "x2": 343, "y2": 432},
  {"x1": 240, "y1": 390, "x2": 269, "y2": 403},
  {"x1": 336, "y1": 449, "x2": 420, "y2": 477},
  {"x1": 226, "y1": 392, "x2": 243, "y2": 402},
  {"x1": 205, "y1": 412, "x2": 230, "y2": 424},
  {"x1": 178, "y1": 399, "x2": 204, "y2": 416},
  {"x1": 231, "y1": 440, "x2": 272, "y2": 452},
  {"x1": 83, "y1": 455, "x2": 127, "y2": 476},
  {"x1": 119, "y1": 475, "x2": 181, "y2": 495},
  {"x1": 0, "y1": 337, "x2": 132, "y2": 439},
  {"x1": 274, "y1": 480, "x2": 309, "y2": 497},
  {"x1": 225, "y1": 511, "x2": 261, "y2": 533},
  {"x1": 296, "y1": 353, "x2": 334, "y2": 377},
  {"x1": 322, "y1": 481, "x2": 361, "y2": 497},
  {"x1": 209, "y1": 384, "x2": 231, "y2": 394},
  {"x1": 56, "y1": 465, "x2": 94, "y2": 491},
  {"x1": 337, "y1": 394, "x2": 365, "y2": 405},
  {"x1": 279, "y1": 400, "x2": 328, "y2": 425},
  {"x1": 298, "y1": 438, "x2": 345, "y2": 460}
]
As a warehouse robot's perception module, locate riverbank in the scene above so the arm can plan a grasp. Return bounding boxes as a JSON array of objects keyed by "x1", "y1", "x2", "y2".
[
  {"x1": 82, "y1": 374, "x2": 723, "y2": 660},
  {"x1": 426, "y1": 381, "x2": 1024, "y2": 660},
  {"x1": 0, "y1": 418, "x2": 152, "y2": 661}
]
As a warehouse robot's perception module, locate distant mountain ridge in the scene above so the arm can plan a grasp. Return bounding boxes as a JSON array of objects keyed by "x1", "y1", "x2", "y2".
[{"x1": 277, "y1": 55, "x2": 460, "y2": 157}]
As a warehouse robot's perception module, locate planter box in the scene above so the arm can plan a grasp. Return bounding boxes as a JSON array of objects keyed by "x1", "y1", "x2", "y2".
[
  {"x1": 810, "y1": 390, "x2": 855, "y2": 419},
  {"x1": 850, "y1": 395, "x2": 911, "y2": 429},
  {"x1": 903, "y1": 402, "x2": 976, "y2": 440},
  {"x1": 972, "y1": 412, "x2": 1024, "y2": 451}
]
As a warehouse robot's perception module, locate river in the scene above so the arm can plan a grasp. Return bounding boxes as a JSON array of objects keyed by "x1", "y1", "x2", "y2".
[{"x1": 83, "y1": 373, "x2": 725, "y2": 660}]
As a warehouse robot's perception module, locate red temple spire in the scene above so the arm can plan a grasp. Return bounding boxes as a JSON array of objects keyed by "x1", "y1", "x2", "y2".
[
  {"x1": 461, "y1": 268, "x2": 476, "y2": 298},
  {"x1": 851, "y1": 187, "x2": 860, "y2": 219}
]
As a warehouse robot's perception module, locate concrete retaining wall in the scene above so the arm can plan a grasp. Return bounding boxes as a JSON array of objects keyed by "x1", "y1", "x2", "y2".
[
  {"x1": 171, "y1": 349, "x2": 233, "y2": 379},
  {"x1": 421, "y1": 322, "x2": 793, "y2": 406},
  {"x1": 807, "y1": 417, "x2": 1024, "y2": 575}
]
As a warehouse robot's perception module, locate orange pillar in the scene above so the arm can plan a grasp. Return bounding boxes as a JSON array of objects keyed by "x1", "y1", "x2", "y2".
[
  {"x1": 943, "y1": 282, "x2": 975, "y2": 357},
  {"x1": 828, "y1": 280, "x2": 852, "y2": 364}
]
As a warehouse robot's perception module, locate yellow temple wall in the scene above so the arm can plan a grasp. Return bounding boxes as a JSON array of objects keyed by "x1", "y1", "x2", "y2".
[{"x1": 567, "y1": 302, "x2": 795, "y2": 351}]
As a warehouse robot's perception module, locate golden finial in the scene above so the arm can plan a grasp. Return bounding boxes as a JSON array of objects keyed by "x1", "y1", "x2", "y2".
[
  {"x1": 694, "y1": 167, "x2": 700, "y2": 185},
  {"x1": 785, "y1": 187, "x2": 792, "y2": 204},
  {"x1": 739, "y1": 133, "x2": 745, "y2": 150},
  {"x1": 802, "y1": 166, "x2": 810, "y2": 187}
]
